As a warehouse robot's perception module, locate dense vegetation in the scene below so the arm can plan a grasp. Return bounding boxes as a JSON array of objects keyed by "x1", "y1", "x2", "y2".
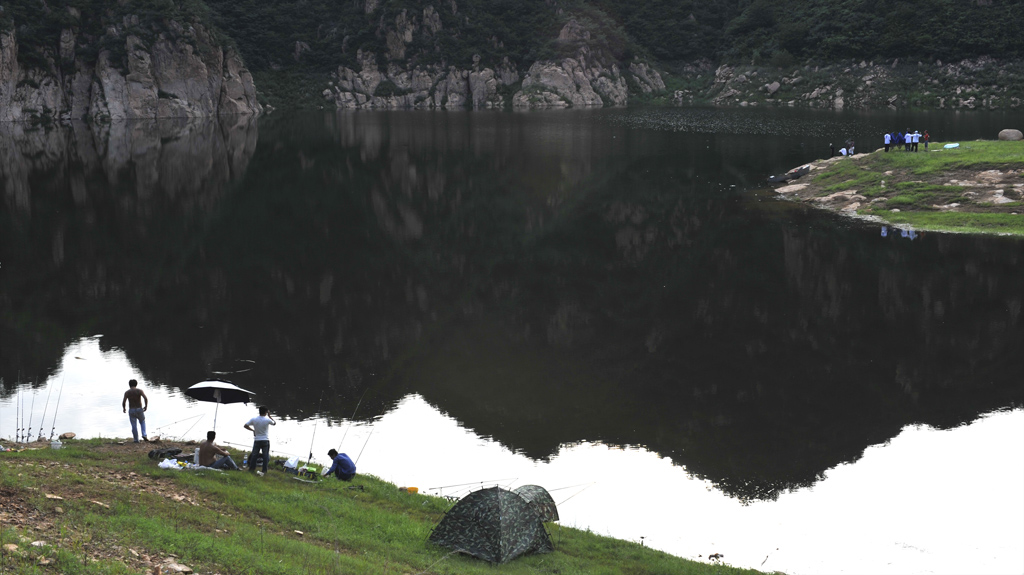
[
  {"x1": 4, "y1": 0, "x2": 1022, "y2": 78},
  {"x1": 589, "y1": 0, "x2": 1024, "y2": 67},
  {"x1": 197, "y1": 0, "x2": 1024, "y2": 73}
]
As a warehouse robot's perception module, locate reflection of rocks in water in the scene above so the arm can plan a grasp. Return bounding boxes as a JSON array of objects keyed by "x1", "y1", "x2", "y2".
[
  {"x1": 1, "y1": 116, "x2": 257, "y2": 217},
  {"x1": 0, "y1": 116, "x2": 258, "y2": 380}
]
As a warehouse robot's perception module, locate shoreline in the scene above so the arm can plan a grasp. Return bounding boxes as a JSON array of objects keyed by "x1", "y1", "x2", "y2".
[
  {"x1": 767, "y1": 139, "x2": 1024, "y2": 236},
  {"x1": 0, "y1": 437, "x2": 766, "y2": 574}
]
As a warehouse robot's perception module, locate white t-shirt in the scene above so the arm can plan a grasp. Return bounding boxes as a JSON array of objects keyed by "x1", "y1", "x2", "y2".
[
  {"x1": 246, "y1": 415, "x2": 275, "y2": 441},
  {"x1": 839, "y1": 148, "x2": 848, "y2": 156},
  {"x1": 912, "y1": 132, "x2": 920, "y2": 142},
  {"x1": 884, "y1": 133, "x2": 891, "y2": 144}
]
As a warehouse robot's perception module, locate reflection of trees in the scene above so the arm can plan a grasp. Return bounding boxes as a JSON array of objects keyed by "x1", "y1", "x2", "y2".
[{"x1": 2, "y1": 110, "x2": 1021, "y2": 502}]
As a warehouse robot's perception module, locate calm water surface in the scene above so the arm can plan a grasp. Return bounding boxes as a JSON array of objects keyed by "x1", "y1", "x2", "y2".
[{"x1": 2, "y1": 107, "x2": 1022, "y2": 574}]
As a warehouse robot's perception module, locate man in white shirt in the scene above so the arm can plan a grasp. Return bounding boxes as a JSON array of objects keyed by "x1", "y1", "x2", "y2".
[
  {"x1": 244, "y1": 406, "x2": 276, "y2": 475},
  {"x1": 884, "y1": 132, "x2": 891, "y2": 152},
  {"x1": 911, "y1": 131, "x2": 920, "y2": 152}
]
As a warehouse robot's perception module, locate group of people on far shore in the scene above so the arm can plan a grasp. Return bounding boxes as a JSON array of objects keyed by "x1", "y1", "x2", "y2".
[
  {"x1": 885, "y1": 129, "x2": 929, "y2": 152},
  {"x1": 828, "y1": 129, "x2": 932, "y2": 158},
  {"x1": 122, "y1": 380, "x2": 356, "y2": 481}
]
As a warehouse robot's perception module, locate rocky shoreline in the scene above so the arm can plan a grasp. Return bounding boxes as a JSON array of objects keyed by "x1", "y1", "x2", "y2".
[{"x1": 768, "y1": 137, "x2": 1024, "y2": 235}]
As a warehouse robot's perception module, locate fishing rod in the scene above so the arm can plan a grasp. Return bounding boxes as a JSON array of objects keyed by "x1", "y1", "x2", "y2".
[
  {"x1": 556, "y1": 483, "x2": 594, "y2": 507},
  {"x1": 37, "y1": 375, "x2": 57, "y2": 441},
  {"x1": 25, "y1": 386, "x2": 36, "y2": 443},
  {"x1": 18, "y1": 388, "x2": 25, "y2": 443},
  {"x1": 47, "y1": 373, "x2": 67, "y2": 441},
  {"x1": 218, "y1": 439, "x2": 302, "y2": 459},
  {"x1": 354, "y1": 425, "x2": 374, "y2": 465},
  {"x1": 337, "y1": 387, "x2": 369, "y2": 450},
  {"x1": 179, "y1": 413, "x2": 205, "y2": 439},
  {"x1": 149, "y1": 413, "x2": 204, "y2": 433},
  {"x1": 546, "y1": 482, "x2": 595, "y2": 492},
  {"x1": 427, "y1": 478, "x2": 519, "y2": 491},
  {"x1": 305, "y1": 390, "x2": 325, "y2": 467},
  {"x1": 13, "y1": 371, "x2": 19, "y2": 442}
]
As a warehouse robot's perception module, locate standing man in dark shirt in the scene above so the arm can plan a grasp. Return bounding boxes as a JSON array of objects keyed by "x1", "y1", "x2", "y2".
[{"x1": 121, "y1": 379, "x2": 149, "y2": 443}]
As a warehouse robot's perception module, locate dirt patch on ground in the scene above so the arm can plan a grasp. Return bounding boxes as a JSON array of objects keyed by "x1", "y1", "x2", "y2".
[{"x1": 1, "y1": 441, "x2": 216, "y2": 574}]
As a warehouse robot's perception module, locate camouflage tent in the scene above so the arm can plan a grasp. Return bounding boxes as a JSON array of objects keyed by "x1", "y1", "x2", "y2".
[
  {"x1": 428, "y1": 487, "x2": 554, "y2": 564},
  {"x1": 513, "y1": 485, "x2": 559, "y2": 523}
]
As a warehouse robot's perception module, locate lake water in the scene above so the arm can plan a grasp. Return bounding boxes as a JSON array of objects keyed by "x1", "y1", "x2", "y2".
[{"x1": 1, "y1": 107, "x2": 1022, "y2": 575}]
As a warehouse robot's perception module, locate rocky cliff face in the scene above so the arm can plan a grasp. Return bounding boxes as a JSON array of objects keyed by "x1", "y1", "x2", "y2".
[
  {"x1": 321, "y1": 17, "x2": 665, "y2": 110},
  {"x1": 324, "y1": 48, "x2": 520, "y2": 110},
  {"x1": 0, "y1": 17, "x2": 261, "y2": 123},
  {"x1": 512, "y1": 20, "x2": 664, "y2": 109}
]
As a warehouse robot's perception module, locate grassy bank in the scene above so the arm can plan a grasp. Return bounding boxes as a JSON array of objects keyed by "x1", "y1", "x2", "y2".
[
  {"x1": 774, "y1": 140, "x2": 1024, "y2": 235},
  {"x1": 0, "y1": 439, "x2": 767, "y2": 575}
]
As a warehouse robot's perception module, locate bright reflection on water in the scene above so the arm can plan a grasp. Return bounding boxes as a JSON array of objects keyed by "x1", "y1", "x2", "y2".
[{"x1": 2, "y1": 337, "x2": 1022, "y2": 575}]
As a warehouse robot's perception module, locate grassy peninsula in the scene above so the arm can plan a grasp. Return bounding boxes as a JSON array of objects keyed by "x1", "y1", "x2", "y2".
[
  {"x1": 0, "y1": 439, "x2": 766, "y2": 575},
  {"x1": 773, "y1": 140, "x2": 1024, "y2": 235}
]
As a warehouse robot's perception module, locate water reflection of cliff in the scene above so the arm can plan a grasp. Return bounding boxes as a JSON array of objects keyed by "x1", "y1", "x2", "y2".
[
  {"x1": 2, "y1": 110, "x2": 1021, "y2": 502},
  {"x1": 1, "y1": 115, "x2": 258, "y2": 379}
]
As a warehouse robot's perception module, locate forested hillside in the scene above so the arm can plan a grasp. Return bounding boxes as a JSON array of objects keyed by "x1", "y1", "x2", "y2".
[
  {"x1": 0, "y1": 0, "x2": 219, "y2": 69},
  {"x1": 198, "y1": 0, "x2": 1024, "y2": 77},
  {"x1": 588, "y1": 0, "x2": 1024, "y2": 66},
  {"x1": 2, "y1": 0, "x2": 1023, "y2": 112}
]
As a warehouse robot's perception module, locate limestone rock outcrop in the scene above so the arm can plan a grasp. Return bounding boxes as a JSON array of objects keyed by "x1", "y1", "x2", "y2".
[
  {"x1": 322, "y1": 16, "x2": 664, "y2": 110},
  {"x1": 325, "y1": 50, "x2": 516, "y2": 110},
  {"x1": 511, "y1": 20, "x2": 662, "y2": 109},
  {"x1": 0, "y1": 19, "x2": 261, "y2": 123}
]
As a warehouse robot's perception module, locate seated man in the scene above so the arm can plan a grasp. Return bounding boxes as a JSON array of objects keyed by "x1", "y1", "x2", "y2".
[
  {"x1": 198, "y1": 431, "x2": 239, "y2": 470},
  {"x1": 323, "y1": 449, "x2": 356, "y2": 481}
]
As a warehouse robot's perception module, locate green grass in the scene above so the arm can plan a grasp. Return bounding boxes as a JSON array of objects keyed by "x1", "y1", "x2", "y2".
[
  {"x1": 798, "y1": 139, "x2": 1024, "y2": 235},
  {"x1": 860, "y1": 209, "x2": 1024, "y2": 235},
  {"x1": 862, "y1": 140, "x2": 1024, "y2": 175},
  {"x1": 812, "y1": 161, "x2": 886, "y2": 196},
  {"x1": 0, "y1": 440, "x2": 764, "y2": 575}
]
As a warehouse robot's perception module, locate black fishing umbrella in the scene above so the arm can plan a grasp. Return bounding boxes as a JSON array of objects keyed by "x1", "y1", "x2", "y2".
[{"x1": 185, "y1": 381, "x2": 255, "y2": 430}]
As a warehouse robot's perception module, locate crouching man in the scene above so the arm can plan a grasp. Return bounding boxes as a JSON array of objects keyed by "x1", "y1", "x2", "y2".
[
  {"x1": 323, "y1": 449, "x2": 356, "y2": 481},
  {"x1": 199, "y1": 431, "x2": 239, "y2": 470}
]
